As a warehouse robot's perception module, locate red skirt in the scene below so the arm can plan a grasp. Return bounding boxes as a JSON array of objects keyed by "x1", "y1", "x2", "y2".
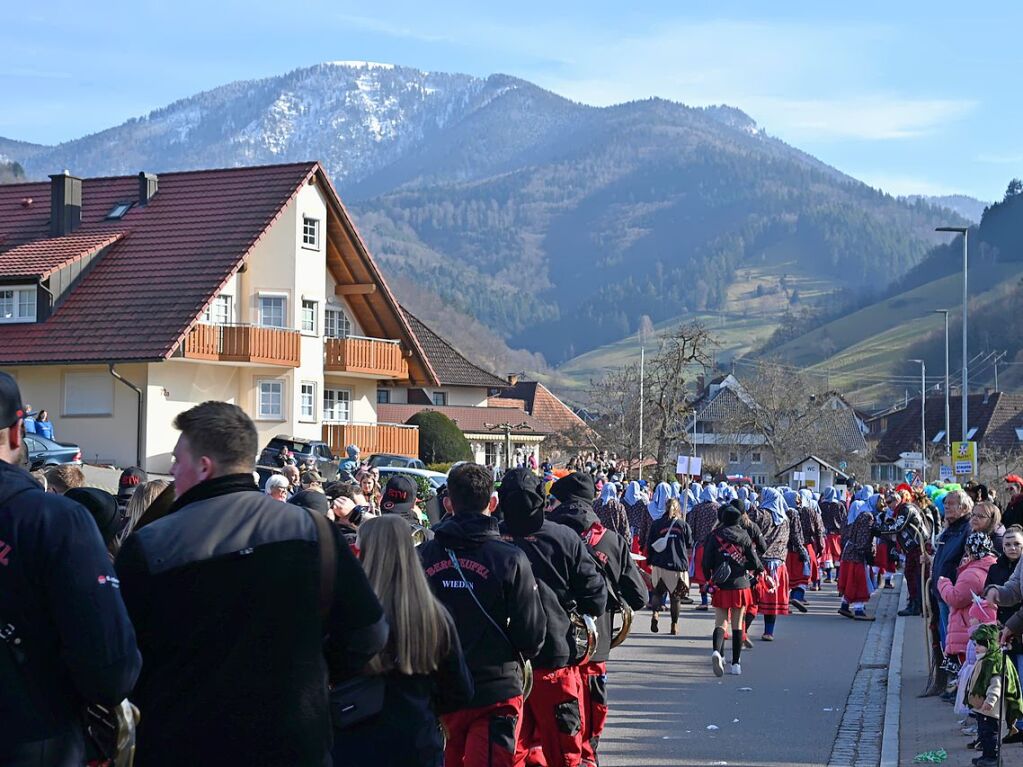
[
  {"x1": 807, "y1": 543, "x2": 819, "y2": 584},
  {"x1": 691, "y1": 543, "x2": 708, "y2": 586},
  {"x1": 712, "y1": 587, "x2": 753, "y2": 609},
  {"x1": 837, "y1": 561, "x2": 873, "y2": 603},
  {"x1": 786, "y1": 550, "x2": 810, "y2": 588},
  {"x1": 754, "y1": 564, "x2": 790, "y2": 615},
  {"x1": 875, "y1": 541, "x2": 892, "y2": 574},
  {"x1": 822, "y1": 534, "x2": 843, "y2": 565},
  {"x1": 631, "y1": 533, "x2": 651, "y2": 574}
]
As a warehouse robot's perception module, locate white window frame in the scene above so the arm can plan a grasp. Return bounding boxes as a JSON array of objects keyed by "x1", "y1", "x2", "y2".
[
  {"x1": 728, "y1": 450, "x2": 739, "y2": 464},
  {"x1": 257, "y1": 379, "x2": 285, "y2": 421},
  {"x1": 751, "y1": 450, "x2": 763, "y2": 465},
  {"x1": 302, "y1": 217, "x2": 320, "y2": 250},
  {"x1": 301, "y1": 299, "x2": 318, "y2": 335},
  {"x1": 432, "y1": 391, "x2": 448, "y2": 407},
  {"x1": 323, "y1": 387, "x2": 352, "y2": 422},
  {"x1": 0, "y1": 285, "x2": 37, "y2": 324},
  {"x1": 324, "y1": 307, "x2": 352, "y2": 338},
  {"x1": 203, "y1": 294, "x2": 233, "y2": 325},
  {"x1": 258, "y1": 295, "x2": 287, "y2": 328},
  {"x1": 62, "y1": 371, "x2": 114, "y2": 417},
  {"x1": 299, "y1": 381, "x2": 316, "y2": 422}
]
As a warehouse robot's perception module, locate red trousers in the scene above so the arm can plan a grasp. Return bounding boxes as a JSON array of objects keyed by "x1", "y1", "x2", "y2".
[
  {"x1": 515, "y1": 666, "x2": 583, "y2": 767},
  {"x1": 443, "y1": 696, "x2": 524, "y2": 767},
  {"x1": 579, "y1": 661, "x2": 608, "y2": 767}
]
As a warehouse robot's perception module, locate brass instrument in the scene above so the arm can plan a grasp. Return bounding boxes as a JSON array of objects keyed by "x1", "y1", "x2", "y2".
[
  {"x1": 570, "y1": 612, "x2": 599, "y2": 665},
  {"x1": 609, "y1": 604, "x2": 633, "y2": 649}
]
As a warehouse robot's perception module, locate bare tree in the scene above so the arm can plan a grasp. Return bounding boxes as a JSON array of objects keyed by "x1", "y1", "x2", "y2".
[
  {"x1": 644, "y1": 322, "x2": 714, "y2": 480},
  {"x1": 587, "y1": 363, "x2": 644, "y2": 475}
]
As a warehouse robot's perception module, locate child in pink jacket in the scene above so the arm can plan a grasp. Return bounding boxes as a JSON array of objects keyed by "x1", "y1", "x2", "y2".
[{"x1": 938, "y1": 532, "x2": 998, "y2": 659}]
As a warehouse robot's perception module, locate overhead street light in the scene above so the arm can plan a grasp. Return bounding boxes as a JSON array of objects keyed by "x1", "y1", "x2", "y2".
[{"x1": 936, "y1": 226, "x2": 969, "y2": 441}]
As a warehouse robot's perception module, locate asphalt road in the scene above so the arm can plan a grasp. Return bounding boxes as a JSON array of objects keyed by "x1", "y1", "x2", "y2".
[{"x1": 598, "y1": 584, "x2": 881, "y2": 766}]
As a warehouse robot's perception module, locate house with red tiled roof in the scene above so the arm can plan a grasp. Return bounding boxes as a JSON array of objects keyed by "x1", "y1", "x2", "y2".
[
  {"x1": 0, "y1": 163, "x2": 435, "y2": 471},
  {"x1": 376, "y1": 310, "x2": 549, "y2": 468}
]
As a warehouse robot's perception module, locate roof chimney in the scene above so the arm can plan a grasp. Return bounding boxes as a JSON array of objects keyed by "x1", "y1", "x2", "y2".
[
  {"x1": 49, "y1": 171, "x2": 82, "y2": 236},
  {"x1": 138, "y1": 172, "x2": 158, "y2": 206}
]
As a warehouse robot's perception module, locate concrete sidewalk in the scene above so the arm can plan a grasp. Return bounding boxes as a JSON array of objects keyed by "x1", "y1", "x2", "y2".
[{"x1": 897, "y1": 612, "x2": 1023, "y2": 765}]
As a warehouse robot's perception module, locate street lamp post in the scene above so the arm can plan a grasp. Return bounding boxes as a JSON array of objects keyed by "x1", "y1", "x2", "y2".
[
  {"x1": 910, "y1": 359, "x2": 927, "y2": 483},
  {"x1": 936, "y1": 226, "x2": 969, "y2": 440},
  {"x1": 638, "y1": 344, "x2": 645, "y2": 482},
  {"x1": 933, "y1": 309, "x2": 951, "y2": 455}
]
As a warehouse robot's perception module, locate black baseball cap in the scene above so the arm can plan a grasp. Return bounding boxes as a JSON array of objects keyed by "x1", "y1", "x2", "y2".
[
  {"x1": 380, "y1": 474, "x2": 417, "y2": 515},
  {"x1": 0, "y1": 372, "x2": 26, "y2": 429}
]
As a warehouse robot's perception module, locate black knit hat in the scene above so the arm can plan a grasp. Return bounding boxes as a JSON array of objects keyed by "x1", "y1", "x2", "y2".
[
  {"x1": 499, "y1": 468, "x2": 545, "y2": 536},
  {"x1": 66, "y1": 487, "x2": 120, "y2": 546},
  {"x1": 0, "y1": 371, "x2": 26, "y2": 429},
  {"x1": 551, "y1": 471, "x2": 596, "y2": 504},
  {"x1": 717, "y1": 504, "x2": 741, "y2": 527}
]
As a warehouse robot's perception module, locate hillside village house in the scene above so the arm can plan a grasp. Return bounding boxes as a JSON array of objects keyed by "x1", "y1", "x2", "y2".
[
  {"x1": 867, "y1": 391, "x2": 1023, "y2": 482},
  {"x1": 0, "y1": 163, "x2": 439, "y2": 473},
  {"x1": 378, "y1": 312, "x2": 550, "y2": 468}
]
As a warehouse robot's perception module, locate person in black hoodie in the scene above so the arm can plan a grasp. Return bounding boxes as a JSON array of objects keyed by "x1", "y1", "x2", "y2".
[
  {"x1": 419, "y1": 463, "x2": 546, "y2": 767},
  {"x1": 644, "y1": 497, "x2": 694, "y2": 635},
  {"x1": 547, "y1": 471, "x2": 647, "y2": 767},
  {"x1": 498, "y1": 468, "x2": 607, "y2": 767},
  {"x1": 702, "y1": 505, "x2": 764, "y2": 677}
]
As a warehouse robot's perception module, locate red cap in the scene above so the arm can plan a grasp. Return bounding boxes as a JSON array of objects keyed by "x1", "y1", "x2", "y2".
[{"x1": 1005, "y1": 474, "x2": 1023, "y2": 486}]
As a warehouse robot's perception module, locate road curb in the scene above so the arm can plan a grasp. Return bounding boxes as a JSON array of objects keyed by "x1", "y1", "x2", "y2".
[{"x1": 879, "y1": 577, "x2": 907, "y2": 767}]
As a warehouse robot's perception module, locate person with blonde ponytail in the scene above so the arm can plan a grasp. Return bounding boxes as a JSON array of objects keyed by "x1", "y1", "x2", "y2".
[{"x1": 332, "y1": 515, "x2": 474, "y2": 767}]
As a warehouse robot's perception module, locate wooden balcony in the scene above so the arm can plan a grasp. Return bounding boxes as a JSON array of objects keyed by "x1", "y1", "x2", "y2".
[
  {"x1": 322, "y1": 421, "x2": 419, "y2": 459},
  {"x1": 324, "y1": 335, "x2": 408, "y2": 379},
  {"x1": 182, "y1": 324, "x2": 301, "y2": 367}
]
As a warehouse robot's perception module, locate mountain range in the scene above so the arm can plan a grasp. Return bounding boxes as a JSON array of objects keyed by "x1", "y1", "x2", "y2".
[{"x1": 1, "y1": 61, "x2": 973, "y2": 369}]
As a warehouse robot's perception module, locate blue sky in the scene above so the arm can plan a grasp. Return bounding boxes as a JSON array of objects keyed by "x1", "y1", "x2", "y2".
[{"x1": 2, "y1": 1, "x2": 1021, "y2": 200}]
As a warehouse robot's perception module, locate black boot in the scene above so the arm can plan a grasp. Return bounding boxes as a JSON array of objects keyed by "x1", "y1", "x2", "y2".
[
  {"x1": 920, "y1": 667, "x2": 948, "y2": 698},
  {"x1": 898, "y1": 600, "x2": 922, "y2": 617}
]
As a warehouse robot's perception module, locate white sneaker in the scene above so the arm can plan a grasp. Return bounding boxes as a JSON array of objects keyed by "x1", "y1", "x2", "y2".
[
  {"x1": 729, "y1": 663, "x2": 742, "y2": 675},
  {"x1": 712, "y1": 651, "x2": 724, "y2": 677}
]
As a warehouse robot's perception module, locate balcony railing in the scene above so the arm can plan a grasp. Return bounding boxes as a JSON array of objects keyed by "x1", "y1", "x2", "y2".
[
  {"x1": 324, "y1": 335, "x2": 408, "y2": 379},
  {"x1": 182, "y1": 323, "x2": 301, "y2": 367},
  {"x1": 322, "y1": 421, "x2": 419, "y2": 459}
]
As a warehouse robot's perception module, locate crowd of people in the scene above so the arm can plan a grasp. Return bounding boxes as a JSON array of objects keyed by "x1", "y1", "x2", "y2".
[{"x1": 8, "y1": 361, "x2": 1023, "y2": 767}]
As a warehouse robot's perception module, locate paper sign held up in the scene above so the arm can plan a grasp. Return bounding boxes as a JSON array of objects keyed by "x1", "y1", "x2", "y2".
[{"x1": 676, "y1": 455, "x2": 689, "y2": 474}]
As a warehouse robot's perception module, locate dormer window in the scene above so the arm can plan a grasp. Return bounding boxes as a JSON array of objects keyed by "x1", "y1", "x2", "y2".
[
  {"x1": 106, "y1": 201, "x2": 133, "y2": 220},
  {"x1": 302, "y1": 217, "x2": 320, "y2": 249},
  {"x1": 0, "y1": 286, "x2": 37, "y2": 323}
]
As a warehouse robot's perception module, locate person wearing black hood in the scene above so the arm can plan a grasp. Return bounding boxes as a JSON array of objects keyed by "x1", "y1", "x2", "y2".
[
  {"x1": 702, "y1": 504, "x2": 764, "y2": 677},
  {"x1": 498, "y1": 468, "x2": 607, "y2": 767},
  {"x1": 547, "y1": 471, "x2": 647, "y2": 767},
  {"x1": 419, "y1": 463, "x2": 546, "y2": 767}
]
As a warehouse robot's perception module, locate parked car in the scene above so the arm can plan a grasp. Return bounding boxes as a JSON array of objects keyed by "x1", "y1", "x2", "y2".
[
  {"x1": 25, "y1": 433, "x2": 82, "y2": 471},
  {"x1": 367, "y1": 453, "x2": 426, "y2": 470},
  {"x1": 376, "y1": 466, "x2": 448, "y2": 491},
  {"x1": 258, "y1": 435, "x2": 339, "y2": 478}
]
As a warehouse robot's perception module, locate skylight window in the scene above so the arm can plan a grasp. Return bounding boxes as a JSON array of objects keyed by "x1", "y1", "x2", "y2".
[
  {"x1": 1015, "y1": 428, "x2": 1023, "y2": 443},
  {"x1": 106, "y1": 201, "x2": 132, "y2": 220},
  {"x1": 966, "y1": 427, "x2": 979, "y2": 440},
  {"x1": 932, "y1": 430, "x2": 946, "y2": 443}
]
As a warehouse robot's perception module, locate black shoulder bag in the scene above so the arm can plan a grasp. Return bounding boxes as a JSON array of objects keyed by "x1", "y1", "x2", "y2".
[{"x1": 309, "y1": 510, "x2": 386, "y2": 730}]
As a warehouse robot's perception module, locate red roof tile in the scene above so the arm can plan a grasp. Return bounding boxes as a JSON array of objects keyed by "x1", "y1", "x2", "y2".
[
  {"x1": 378, "y1": 403, "x2": 549, "y2": 435},
  {"x1": 0, "y1": 163, "x2": 319, "y2": 364},
  {"x1": 0, "y1": 231, "x2": 126, "y2": 278},
  {"x1": 495, "y1": 380, "x2": 589, "y2": 434}
]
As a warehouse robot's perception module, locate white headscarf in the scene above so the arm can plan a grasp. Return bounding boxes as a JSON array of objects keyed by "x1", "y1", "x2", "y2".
[
  {"x1": 598, "y1": 482, "x2": 618, "y2": 505},
  {"x1": 648, "y1": 482, "x2": 672, "y2": 521},
  {"x1": 623, "y1": 481, "x2": 643, "y2": 506}
]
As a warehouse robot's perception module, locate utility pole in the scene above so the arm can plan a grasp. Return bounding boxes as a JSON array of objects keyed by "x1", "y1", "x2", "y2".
[
  {"x1": 910, "y1": 359, "x2": 927, "y2": 483},
  {"x1": 994, "y1": 351, "x2": 1006, "y2": 392},
  {"x1": 936, "y1": 226, "x2": 969, "y2": 440},
  {"x1": 638, "y1": 344, "x2": 645, "y2": 482},
  {"x1": 934, "y1": 309, "x2": 951, "y2": 455}
]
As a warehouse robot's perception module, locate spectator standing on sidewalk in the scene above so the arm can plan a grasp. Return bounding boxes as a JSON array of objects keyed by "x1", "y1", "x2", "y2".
[
  {"x1": 0, "y1": 372, "x2": 141, "y2": 767},
  {"x1": 33, "y1": 410, "x2": 54, "y2": 440},
  {"x1": 983, "y1": 524, "x2": 1023, "y2": 743},
  {"x1": 116, "y1": 401, "x2": 387, "y2": 767}
]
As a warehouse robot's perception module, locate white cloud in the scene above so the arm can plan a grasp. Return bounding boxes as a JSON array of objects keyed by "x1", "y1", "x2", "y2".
[{"x1": 852, "y1": 172, "x2": 963, "y2": 197}]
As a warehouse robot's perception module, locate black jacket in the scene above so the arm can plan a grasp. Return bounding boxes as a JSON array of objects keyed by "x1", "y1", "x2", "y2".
[
  {"x1": 500, "y1": 519, "x2": 607, "y2": 668},
  {"x1": 115, "y1": 474, "x2": 387, "y2": 767},
  {"x1": 644, "y1": 515, "x2": 694, "y2": 571},
  {"x1": 701, "y1": 524, "x2": 764, "y2": 591},
  {"x1": 985, "y1": 555, "x2": 1023, "y2": 653},
  {"x1": 331, "y1": 609, "x2": 473, "y2": 767},
  {"x1": 0, "y1": 460, "x2": 141, "y2": 764},
  {"x1": 930, "y1": 516, "x2": 970, "y2": 600},
  {"x1": 1004, "y1": 495, "x2": 1023, "y2": 531},
  {"x1": 548, "y1": 500, "x2": 647, "y2": 663},
  {"x1": 419, "y1": 512, "x2": 546, "y2": 708}
]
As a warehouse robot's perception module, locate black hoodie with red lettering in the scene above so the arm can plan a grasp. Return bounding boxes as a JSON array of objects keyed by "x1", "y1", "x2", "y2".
[
  {"x1": 547, "y1": 476, "x2": 647, "y2": 664},
  {"x1": 419, "y1": 512, "x2": 546, "y2": 708},
  {"x1": 498, "y1": 469, "x2": 607, "y2": 669}
]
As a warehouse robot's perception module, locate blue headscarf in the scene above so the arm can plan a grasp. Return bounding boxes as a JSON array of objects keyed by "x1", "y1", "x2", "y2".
[
  {"x1": 684, "y1": 488, "x2": 697, "y2": 514},
  {"x1": 799, "y1": 488, "x2": 814, "y2": 506},
  {"x1": 760, "y1": 487, "x2": 786, "y2": 526},
  {"x1": 847, "y1": 499, "x2": 867, "y2": 525},
  {"x1": 623, "y1": 481, "x2": 643, "y2": 506},
  {"x1": 854, "y1": 485, "x2": 874, "y2": 502},
  {"x1": 783, "y1": 489, "x2": 800, "y2": 510},
  {"x1": 822, "y1": 486, "x2": 838, "y2": 503},
  {"x1": 598, "y1": 482, "x2": 618, "y2": 505},
  {"x1": 699, "y1": 484, "x2": 719, "y2": 504},
  {"x1": 719, "y1": 485, "x2": 736, "y2": 503},
  {"x1": 648, "y1": 482, "x2": 672, "y2": 521},
  {"x1": 670, "y1": 482, "x2": 681, "y2": 500},
  {"x1": 738, "y1": 486, "x2": 751, "y2": 511}
]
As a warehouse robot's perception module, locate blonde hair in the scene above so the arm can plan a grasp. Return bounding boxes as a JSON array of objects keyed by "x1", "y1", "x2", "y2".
[
  {"x1": 973, "y1": 501, "x2": 1002, "y2": 533},
  {"x1": 120, "y1": 479, "x2": 170, "y2": 544},
  {"x1": 358, "y1": 516, "x2": 452, "y2": 675},
  {"x1": 45, "y1": 464, "x2": 85, "y2": 494},
  {"x1": 666, "y1": 497, "x2": 683, "y2": 520}
]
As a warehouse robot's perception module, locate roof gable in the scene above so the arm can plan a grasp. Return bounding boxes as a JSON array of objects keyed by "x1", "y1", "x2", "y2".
[
  {"x1": 873, "y1": 392, "x2": 1006, "y2": 462},
  {"x1": 400, "y1": 308, "x2": 507, "y2": 388},
  {"x1": 496, "y1": 379, "x2": 589, "y2": 435}
]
